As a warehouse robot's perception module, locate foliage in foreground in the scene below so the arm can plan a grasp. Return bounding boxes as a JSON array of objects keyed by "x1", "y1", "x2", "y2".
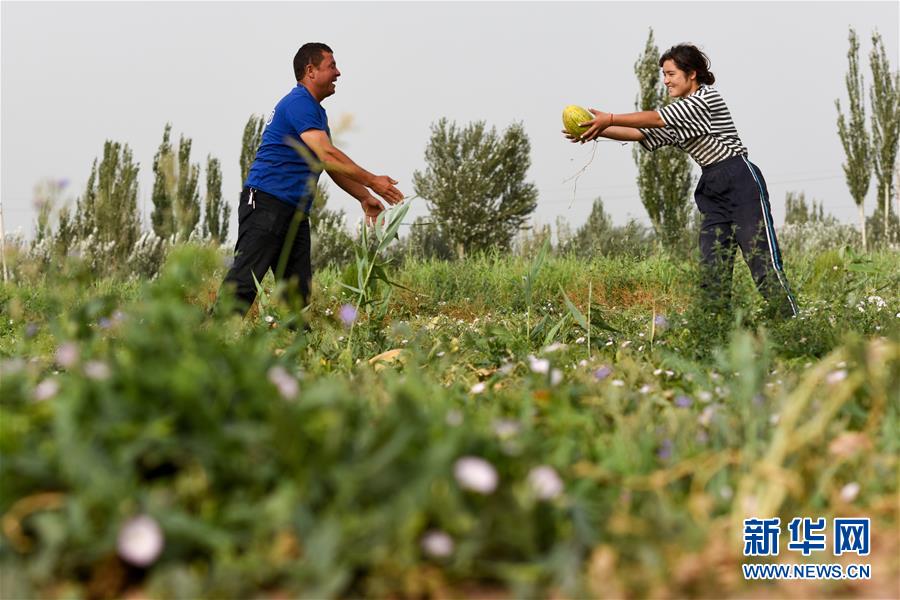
[{"x1": 0, "y1": 245, "x2": 898, "y2": 598}]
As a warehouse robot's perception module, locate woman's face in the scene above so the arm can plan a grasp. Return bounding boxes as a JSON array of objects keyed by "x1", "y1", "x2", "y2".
[{"x1": 662, "y1": 59, "x2": 698, "y2": 98}]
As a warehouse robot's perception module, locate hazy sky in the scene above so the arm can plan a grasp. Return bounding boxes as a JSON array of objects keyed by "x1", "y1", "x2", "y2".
[{"x1": 2, "y1": 1, "x2": 898, "y2": 242}]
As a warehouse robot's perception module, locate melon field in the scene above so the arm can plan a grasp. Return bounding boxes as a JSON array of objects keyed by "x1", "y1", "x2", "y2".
[{"x1": 0, "y1": 222, "x2": 898, "y2": 598}]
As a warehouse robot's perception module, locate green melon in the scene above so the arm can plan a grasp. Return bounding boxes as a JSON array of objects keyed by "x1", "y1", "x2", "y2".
[{"x1": 562, "y1": 105, "x2": 593, "y2": 137}]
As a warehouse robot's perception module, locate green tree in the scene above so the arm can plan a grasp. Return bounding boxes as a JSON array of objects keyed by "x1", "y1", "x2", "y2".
[
  {"x1": 413, "y1": 118, "x2": 538, "y2": 256},
  {"x1": 202, "y1": 155, "x2": 229, "y2": 244},
  {"x1": 241, "y1": 114, "x2": 266, "y2": 183},
  {"x1": 836, "y1": 28, "x2": 873, "y2": 251},
  {"x1": 72, "y1": 140, "x2": 141, "y2": 265},
  {"x1": 174, "y1": 135, "x2": 201, "y2": 242},
  {"x1": 562, "y1": 197, "x2": 655, "y2": 259},
  {"x1": 308, "y1": 182, "x2": 354, "y2": 271},
  {"x1": 150, "y1": 123, "x2": 175, "y2": 239},
  {"x1": 867, "y1": 30, "x2": 900, "y2": 244},
  {"x1": 403, "y1": 216, "x2": 454, "y2": 260},
  {"x1": 632, "y1": 28, "x2": 695, "y2": 254},
  {"x1": 784, "y1": 191, "x2": 829, "y2": 226},
  {"x1": 151, "y1": 124, "x2": 201, "y2": 242}
]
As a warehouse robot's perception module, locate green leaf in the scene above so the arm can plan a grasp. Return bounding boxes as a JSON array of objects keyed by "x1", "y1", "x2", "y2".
[
  {"x1": 560, "y1": 285, "x2": 589, "y2": 332},
  {"x1": 376, "y1": 201, "x2": 412, "y2": 255}
]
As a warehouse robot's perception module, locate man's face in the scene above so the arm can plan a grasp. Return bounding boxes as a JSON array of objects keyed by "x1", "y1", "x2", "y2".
[
  {"x1": 309, "y1": 52, "x2": 341, "y2": 98},
  {"x1": 662, "y1": 59, "x2": 696, "y2": 98}
]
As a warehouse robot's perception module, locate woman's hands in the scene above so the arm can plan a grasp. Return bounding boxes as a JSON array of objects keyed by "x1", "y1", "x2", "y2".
[{"x1": 562, "y1": 109, "x2": 613, "y2": 143}]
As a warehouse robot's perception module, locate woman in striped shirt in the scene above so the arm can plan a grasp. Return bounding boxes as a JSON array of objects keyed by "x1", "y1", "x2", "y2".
[{"x1": 566, "y1": 44, "x2": 797, "y2": 319}]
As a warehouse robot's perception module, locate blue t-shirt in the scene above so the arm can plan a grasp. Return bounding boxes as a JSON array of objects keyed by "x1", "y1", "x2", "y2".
[{"x1": 245, "y1": 85, "x2": 330, "y2": 210}]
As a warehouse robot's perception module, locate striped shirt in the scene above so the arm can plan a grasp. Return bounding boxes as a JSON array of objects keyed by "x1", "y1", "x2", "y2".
[{"x1": 638, "y1": 85, "x2": 747, "y2": 167}]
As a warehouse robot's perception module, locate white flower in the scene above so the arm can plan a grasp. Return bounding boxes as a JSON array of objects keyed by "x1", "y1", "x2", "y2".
[
  {"x1": 826, "y1": 370, "x2": 847, "y2": 385},
  {"x1": 611, "y1": 379, "x2": 625, "y2": 387},
  {"x1": 264, "y1": 315, "x2": 275, "y2": 324},
  {"x1": 528, "y1": 465, "x2": 564, "y2": 500},
  {"x1": 621, "y1": 340, "x2": 632, "y2": 348},
  {"x1": 421, "y1": 530, "x2": 454, "y2": 558},
  {"x1": 698, "y1": 391, "x2": 713, "y2": 402},
  {"x1": 34, "y1": 379, "x2": 59, "y2": 402},
  {"x1": 840, "y1": 482, "x2": 860, "y2": 503},
  {"x1": 436, "y1": 351, "x2": 445, "y2": 358},
  {"x1": 470, "y1": 382, "x2": 486, "y2": 394},
  {"x1": 867, "y1": 295, "x2": 886, "y2": 309},
  {"x1": 639, "y1": 384, "x2": 652, "y2": 394},
  {"x1": 55, "y1": 342, "x2": 79, "y2": 369},
  {"x1": 117, "y1": 515, "x2": 164, "y2": 567},
  {"x1": 528, "y1": 355, "x2": 550, "y2": 375},
  {"x1": 492, "y1": 419, "x2": 520, "y2": 438},
  {"x1": 453, "y1": 456, "x2": 498, "y2": 494},
  {"x1": 550, "y1": 369, "x2": 563, "y2": 386},
  {"x1": 653, "y1": 368, "x2": 663, "y2": 376},
  {"x1": 575, "y1": 337, "x2": 585, "y2": 345},
  {"x1": 543, "y1": 342, "x2": 567, "y2": 353},
  {"x1": 698, "y1": 405, "x2": 716, "y2": 427},
  {"x1": 267, "y1": 366, "x2": 299, "y2": 400},
  {"x1": 83, "y1": 361, "x2": 111, "y2": 381}
]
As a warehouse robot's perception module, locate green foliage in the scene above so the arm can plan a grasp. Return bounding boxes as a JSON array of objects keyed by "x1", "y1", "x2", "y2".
[
  {"x1": 202, "y1": 155, "x2": 229, "y2": 245},
  {"x1": 70, "y1": 140, "x2": 142, "y2": 269},
  {"x1": 240, "y1": 114, "x2": 266, "y2": 184},
  {"x1": 402, "y1": 216, "x2": 454, "y2": 261},
  {"x1": 151, "y1": 123, "x2": 201, "y2": 242},
  {"x1": 413, "y1": 118, "x2": 538, "y2": 256},
  {"x1": 1, "y1": 242, "x2": 898, "y2": 598},
  {"x1": 150, "y1": 123, "x2": 175, "y2": 239},
  {"x1": 632, "y1": 28, "x2": 695, "y2": 255},
  {"x1": 561, "y1": 198, "x2": 655, "y2": 259},
  {"x1": 836, "y1": 28, "x2": 873, "y2": 250},
  {"x1": 867, "y1": 30, "x2": 900, "y2": 246},
  {"x1": 310, "y1": 183, "x2": 354, "y2": 272},
  {"x1": 784, "y1": 191, "x2": 831, "y2": 226}
]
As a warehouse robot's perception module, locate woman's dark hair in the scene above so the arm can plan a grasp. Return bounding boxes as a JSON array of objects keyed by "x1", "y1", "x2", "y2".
[
  {"x1": 659, "y1": 44, "x2": 715, "y2": 85},
  {"x1": 293, "y1": 42, "x2": 334, "y2": 81}
]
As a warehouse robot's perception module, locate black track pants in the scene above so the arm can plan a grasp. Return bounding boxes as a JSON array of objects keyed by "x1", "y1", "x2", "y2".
[
  {"x1": 695, "y1": 155, "x2": 798, "y2": 319},
  {"x1": 218, "y1": 187, "x2": 312, "y2": 314}
]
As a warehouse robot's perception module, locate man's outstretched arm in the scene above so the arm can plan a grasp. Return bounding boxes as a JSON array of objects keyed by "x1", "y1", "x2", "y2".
[{"x1": 300, "y1": 129, "x2": 403, "y2": 204}]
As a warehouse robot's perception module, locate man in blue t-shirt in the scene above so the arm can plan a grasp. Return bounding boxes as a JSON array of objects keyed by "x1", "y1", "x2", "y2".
[{"x1": 219, "y1": 42, "x2": 403, "y2": 320}]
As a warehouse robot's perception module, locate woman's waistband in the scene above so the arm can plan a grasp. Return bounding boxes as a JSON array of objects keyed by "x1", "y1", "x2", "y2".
[{"x1": 700, "y1": 154, "x2": 750, "y2": 174}]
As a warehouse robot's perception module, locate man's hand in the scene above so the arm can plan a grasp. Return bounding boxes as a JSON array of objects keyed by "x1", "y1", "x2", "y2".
[
  {"x1": 578, "y1": 109, "x2": 613, "y2": 142},
  {"x1": 369, "y1": 175, "x2": 403, "y2": 205},
  {"x1": 361, "y1": 195, "x2": 386, "y2": 225}
]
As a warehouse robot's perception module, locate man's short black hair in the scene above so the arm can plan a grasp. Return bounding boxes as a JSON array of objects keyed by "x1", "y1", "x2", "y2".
[{"x1": 293, "y1": 43, "x2": 333, "y2": 81}]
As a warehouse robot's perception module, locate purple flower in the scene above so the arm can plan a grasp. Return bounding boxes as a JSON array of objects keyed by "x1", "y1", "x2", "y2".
[
  {"x1": 593, "y1": 366, "x2": 612, "y2": 381},
  {"x1": 657, "y1": 439, "x2": 673, "y2": 461},
  {"x1": 57, "y1": 178, "x2": 70, "y2": 190},
  {"x1": 653, "y1": 314, "x2": 669, "y2": 332},
  {"x1": 339, "y1": 304, "x2": 357, "y2": 327},
  {"x1": 25, "y1": 323, "x2": 39, "y2": 338},
  {"x1": 98, "y1": 317, "x2": 112, "y2": 330},
  {"x1": 674, "y1": 395, "x2": 692, "y2": 408}
]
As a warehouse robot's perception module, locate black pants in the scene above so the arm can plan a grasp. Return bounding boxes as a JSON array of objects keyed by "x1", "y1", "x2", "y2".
[
  {"x1": 695, "y1": 155, "x2": 797, "y2": 319},
  {"x1": 219, "y1": 187, "x2": 312, "y2": 314}
]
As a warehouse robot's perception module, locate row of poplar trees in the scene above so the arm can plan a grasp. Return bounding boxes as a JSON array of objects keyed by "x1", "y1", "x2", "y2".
[
  {"x1": 836, "y1": 28, "x2": 899, "y2": 250},
  {"x1": 44, "y1": 124, "x2": 233, "y2": 273}
]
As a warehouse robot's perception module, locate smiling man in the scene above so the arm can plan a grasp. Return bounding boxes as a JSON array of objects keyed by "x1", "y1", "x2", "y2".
[{"x1": 219, "y1": 42, "x2": 403, "y2": 319}]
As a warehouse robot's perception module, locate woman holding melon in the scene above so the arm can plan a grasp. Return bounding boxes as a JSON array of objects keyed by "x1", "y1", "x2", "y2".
[{"x1": 563, "y1": 44, "x2": 797, "y2": 319}]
